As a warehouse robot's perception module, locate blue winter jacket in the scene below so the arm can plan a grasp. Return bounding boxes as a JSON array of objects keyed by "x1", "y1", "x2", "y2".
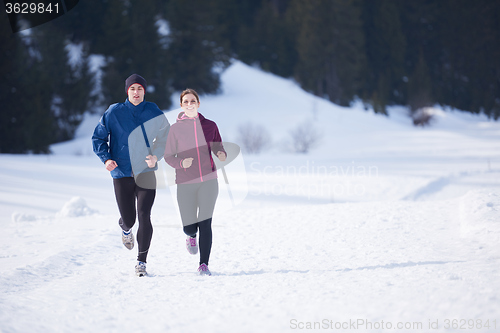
[{"x1": 92, "y1": 99, "x2": 170, "y2": 179}]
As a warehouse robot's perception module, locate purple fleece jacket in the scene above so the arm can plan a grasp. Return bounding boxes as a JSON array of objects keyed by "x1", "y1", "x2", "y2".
[{"x1": 164, "y1": 112, "x2": 225, "y2": 184}]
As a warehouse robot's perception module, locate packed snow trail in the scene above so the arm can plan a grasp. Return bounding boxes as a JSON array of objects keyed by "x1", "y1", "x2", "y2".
[
  {"x1": 0, "y1": 164, "x2": 499, "y2": 332},
  {"x1": 1, "y1": 61, "x2": 500, "y2": 332}
]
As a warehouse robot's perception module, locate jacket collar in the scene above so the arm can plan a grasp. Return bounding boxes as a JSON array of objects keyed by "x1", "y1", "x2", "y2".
[
  {"x1": 177, "y1": 111, "x2": 205, "y2": 122},
  {"x1": 125, "y1": 98, "x2": 145, "y2": 109}
]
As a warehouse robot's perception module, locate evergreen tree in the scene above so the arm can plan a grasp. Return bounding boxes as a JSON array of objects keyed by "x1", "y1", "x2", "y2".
[
  {"x1": 0, "y1": 19, "x2": 54, "y2": 153},
  {"x1": 408, "y1": 49, "x2": 432, "y2": 113},
  {"x1": 128, "y1": 0, "x2": 172, "y2": 108},
  {"x1": 361, "y1": 0, "x2": 406, "y2": 114},
  {"x1": 52, "y1": 0, "x2": 107, "y2": 47},
  {"x1": 0, "y1": 19, "x2": 22, "y2": 153},
  {"x1": 5, "y1": 0, "x2": 500, "y2": 155},
  {"x1": 98, "y1": 0, "x2": 133, "y2": 105},
  {"x1": 30, "y1": 22, "x2": 92, "y2": 142},
  {"x1": 292, "y1": 0, "x2": 366, "y2": 106},
  {"x1": 165, "y1": 0, "x2": 231, "y2": 95},
  {"x1": 398, "y1": 0, "x2": 444, "y2": 119},
  {"x1": 236, "y1": 0, "x2": 296, "y2": 77},
  {"x1": 95, "y1": 0, "x2": 173, "y2": 108},
  {"x1": 441, "y1": 0, "x2": 500, "y2": 118},
  {"x1": 210, "y1": 0, "x2": 256, "y2": 58}
]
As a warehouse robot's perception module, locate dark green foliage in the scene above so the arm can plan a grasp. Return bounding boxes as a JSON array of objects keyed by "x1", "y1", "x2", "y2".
[
  {"x1": 164, "y1": 0, "x2": 231, "y2": 94},
  {"x1": 362, "y1": 0, "x2": 406, "y2": 114},
  {"x1": 292, "y1": 0, "x2": 366, "y2": 106},
  {"x1": 32, "y1": 22, "x2": 92, "y2": 143},
  {"x1": 235, "y1": 0, "x2": 500, "y2": 119},
  {"x1": 437, "y1": 0, "x2": 500, "y2": 118},
  {"x1": 237, "y1": 0, "x2": 297, "y2": 78},
  {"x1": 408, "y1": 50, "x2": 433, "y2": 113},
  {"x1": 2, "y1": 0, "x2": 499, "y2": 154},
  {"x1": 95, "y1": 0, "x2": 173, "y2": 107},
  {"x1": 0, "y1": 19, "x2": 54, "y2": 153}
]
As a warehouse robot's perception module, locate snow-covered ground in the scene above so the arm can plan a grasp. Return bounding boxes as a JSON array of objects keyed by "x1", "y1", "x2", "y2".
[{"x1": 1, "y1": 61, "x2": 500, "y2": 333}]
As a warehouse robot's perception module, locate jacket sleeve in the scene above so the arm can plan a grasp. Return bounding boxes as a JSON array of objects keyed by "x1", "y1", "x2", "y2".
[
  {"x1": 164, "y1": 128, "x2": 184, "y2": 169},
  {"x1": 151, "y1": 113, "x2": 170, "y2": 162},
  {"x1": 92, "y1": 112, "x2": 112, "y2": 164},
  {"x1": 210, "y1": 123, "x2": 226, "y2": 156}
]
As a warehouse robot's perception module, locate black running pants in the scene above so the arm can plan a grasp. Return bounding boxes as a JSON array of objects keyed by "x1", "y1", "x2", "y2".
[
  {"x1": 113, "y1": 173, "x2": 156, "y2": 263},
  {"x1": 177, "y1": 179, "x2": 218, "y2": 265}
]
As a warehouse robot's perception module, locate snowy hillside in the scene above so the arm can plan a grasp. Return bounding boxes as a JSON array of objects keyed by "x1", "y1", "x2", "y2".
[{"x1": 1, "y1": 61, "x2": 500, "y2": 333}]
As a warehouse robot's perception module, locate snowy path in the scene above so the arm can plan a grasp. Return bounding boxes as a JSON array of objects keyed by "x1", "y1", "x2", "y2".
[
  {"x1": 0, "y1": 154, "x2": 499, "y2": 332},
  {"x1": 1, "y1": 61, "x2": 500, "y2": 332}
]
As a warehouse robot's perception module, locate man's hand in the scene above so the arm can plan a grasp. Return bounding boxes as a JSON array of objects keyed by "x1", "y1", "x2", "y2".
[
  {"x1": 145, "y1": 155, "x2": 158, "y2": 168},
  {"x1": 105, "y1": 159, "x2": 118, "y2": 171}
]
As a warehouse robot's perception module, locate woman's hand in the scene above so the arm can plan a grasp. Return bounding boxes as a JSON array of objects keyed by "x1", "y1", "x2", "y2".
[
  {"x1": 182, "y1": 157, "x2": 194, "y2": 168},
  {"x1": 145, "y1": 155, "x2": 158, "y2": 168},
  {"x1": 217, "y1": 151, "x2": 226, "y2": 161},
  {"x1": 105, "y1": 159, "x2": 118, "y2": 171}
]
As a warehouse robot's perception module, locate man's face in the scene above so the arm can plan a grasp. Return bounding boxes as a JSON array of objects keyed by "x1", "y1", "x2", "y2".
[{"x1": 128, "y1": 83, "x2": 145, "y2": 106}]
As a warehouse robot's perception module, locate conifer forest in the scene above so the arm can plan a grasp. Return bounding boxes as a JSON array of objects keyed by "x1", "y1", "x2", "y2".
[{"x1": 1, "y1": 0, "x2": 499, "y2": 153}]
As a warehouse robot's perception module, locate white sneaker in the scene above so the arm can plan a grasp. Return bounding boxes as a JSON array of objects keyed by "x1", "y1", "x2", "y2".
[
  {"x1": 135, "y1": 261, "x2": 147, "y2": 277},
  {"x1": 186, "y1": 235, "x2": 198, "y2": 255},
  {"x1": 122, "y1": 229, "x2": 134, "y2": 250},
  {"x1": 198, "y1": 263, "x2": 211, "y2": 276}
]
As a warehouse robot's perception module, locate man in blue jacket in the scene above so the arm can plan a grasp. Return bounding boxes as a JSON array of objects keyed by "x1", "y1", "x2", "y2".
[{"x1": 92, "y1": 74, "x2": 170, "y2": 277}]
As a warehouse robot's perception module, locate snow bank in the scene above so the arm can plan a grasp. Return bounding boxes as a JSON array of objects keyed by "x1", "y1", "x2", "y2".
[
  {"x1": 11, "y1": 212, "x2": 37, "y2": 223},
  {"x1": 56, "y1": 197, "x2": 98, "y2": 218},
  {"x1": 459, "y1": 190, "x2": 500, "y2": 238},
  {"x1": 1, "y1": 59, "x2": 500, "y2": 333}
]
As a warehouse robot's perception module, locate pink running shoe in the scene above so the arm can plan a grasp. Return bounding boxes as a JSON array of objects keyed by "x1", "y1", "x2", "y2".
[
  {"x1": 186, "y1": 236, "x2": 198, "y2": 255},
  {"x1": 198, "y1": 263, "x2": 211, "y2": 276}
]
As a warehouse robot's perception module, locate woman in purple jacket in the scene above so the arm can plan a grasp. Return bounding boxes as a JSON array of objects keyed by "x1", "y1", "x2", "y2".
[{"x1": 164, "y1": 89, "x2": 226, "y2": 276}]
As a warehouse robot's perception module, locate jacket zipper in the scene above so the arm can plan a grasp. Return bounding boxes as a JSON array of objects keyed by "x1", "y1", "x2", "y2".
[{"x1": 193, "y1": 120, "x2": 204, "y2": 182}]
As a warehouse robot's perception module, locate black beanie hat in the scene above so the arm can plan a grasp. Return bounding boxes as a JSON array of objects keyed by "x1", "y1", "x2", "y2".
[{"x1": 125, "y1": 74, "x2": 147, "y2": 94}]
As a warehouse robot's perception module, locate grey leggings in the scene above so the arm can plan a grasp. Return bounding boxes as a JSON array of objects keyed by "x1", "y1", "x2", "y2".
[{"x1": 177, "y1": 179, "x2": 218, "y2": 265}]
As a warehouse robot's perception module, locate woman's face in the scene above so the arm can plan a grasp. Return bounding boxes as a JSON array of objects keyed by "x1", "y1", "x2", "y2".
[{"x1": 181, "y1": 93, "x2": 200, "y2": 117}]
